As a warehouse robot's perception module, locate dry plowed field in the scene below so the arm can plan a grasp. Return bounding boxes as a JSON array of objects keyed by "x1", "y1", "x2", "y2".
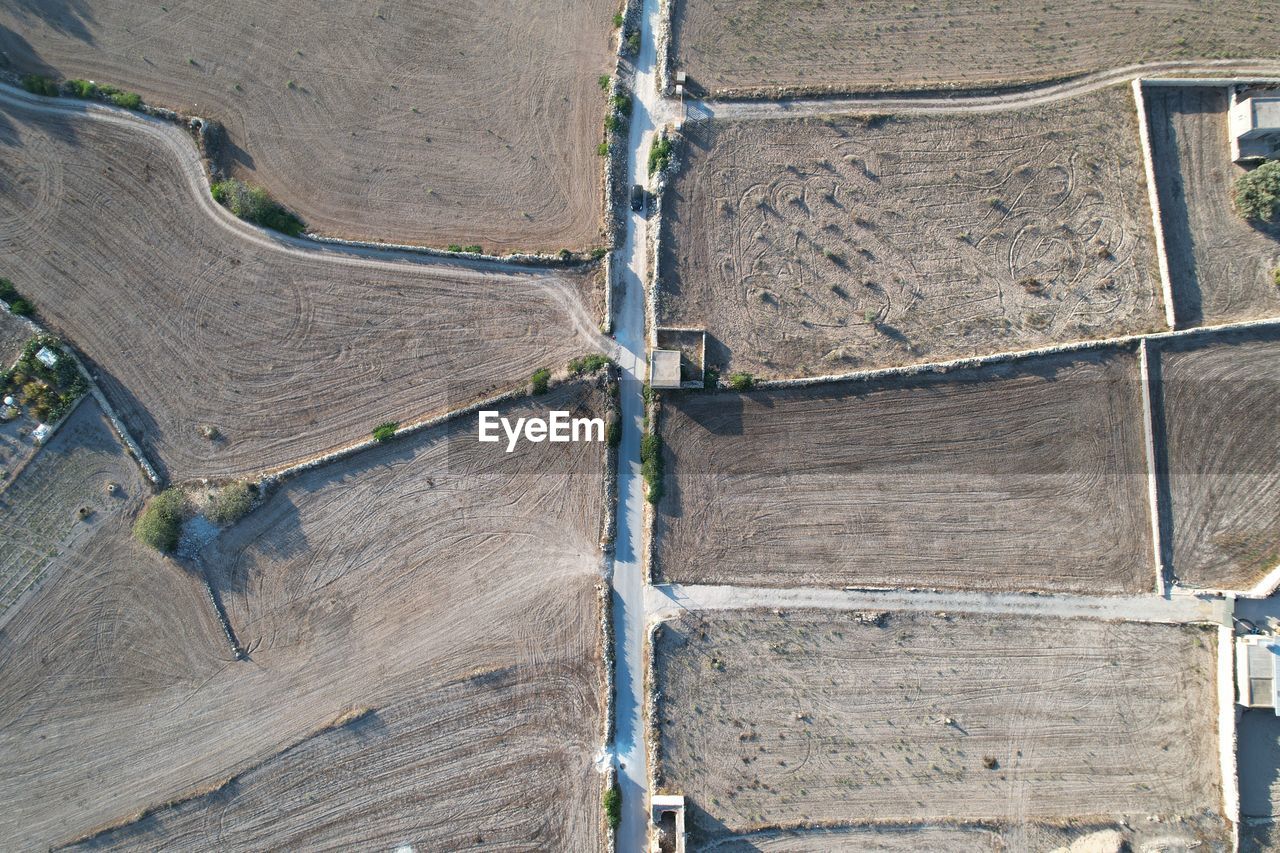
[
  {"x1": 0, "y1": 384, "x2": 606, "y2": 849},
  {"x1": 661, "y1": 87, "x2": 1162, "y2": 378},
  {"x1": 656, "y1": 348, "x2": 1153, "y2": 593},
  {"x1": 0, "y1": 95, "x2": 603, "y2": 482},
  {"x1": 0, "y1": 0, "x2": 615, "y2": 250},
  {"x1": 654, "y1": 610, "x2": 1225, "y2": 847},
  {"x1": 671, "y1": 0, "x2": 1280, "y2": 95},
  {"x1": 1152, "y1": 329, "x2": 1280, "y2": 591},
  {"x1": 1145, "y1": 85, "x2": 1280, "y2": 327}
]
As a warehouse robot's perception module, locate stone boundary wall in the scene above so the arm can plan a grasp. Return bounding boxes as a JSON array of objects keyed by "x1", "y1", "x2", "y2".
[
  {"x1": 1131, "y1": 79, "x2": 1178, "y2": 330},
  {"x1": 1138, "y1": 339, "x2": 1167, "y2": 594},
  {"x1": 656, "y1": 0, "x2": 675, "y2": 97},
  {"x1": 1216, "y1": 622, "x2": 1240, "y2": 849}
]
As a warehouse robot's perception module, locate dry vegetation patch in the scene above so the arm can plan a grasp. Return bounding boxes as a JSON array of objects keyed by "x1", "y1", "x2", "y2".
[
  {"x1": 654, "y1": 610, "x2": 1224, "y2": 846},
  {"x1": 671, "y1": 0, "x2": 1280, "y2": 95},
  {"x1": 656, "y1": 348, "x2": 1153, "y2": 592},
  {"x1": 0, "y1": 309, "x2": 26, "y2": 367},
  {"x1": 1145, "y1": 85, "x2": 1280, "y2": 327},
  {"x1": 0, "y1": 0, "x2": 616, "y2": 250},
  {"x1": 661, "y1": 86, "x2": 1161, "y2": 378},
  {"x1": 0, "y1": 98, "x2": 603, "y2": 481},
  {"x1": 0, "y1": 385, "x2": 607, "y2": 849},
  {"x1": 1153, "y1": 329, "x2": 1280, "y2": 590}
]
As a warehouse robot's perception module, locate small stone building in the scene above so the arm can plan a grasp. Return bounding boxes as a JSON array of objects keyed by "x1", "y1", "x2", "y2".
[{"x1": 1229, "y1": 92, "x2": 1280, "y2": 162}]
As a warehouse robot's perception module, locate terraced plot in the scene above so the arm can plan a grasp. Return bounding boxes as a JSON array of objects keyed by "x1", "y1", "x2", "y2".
[
  {"x1": 1153, "y1": 328, "x2": 1280, "y2": 590},
  {"x1": 1145, "y1": 84, "x2": 1280, "y2": 327},
  {"x1": 656, "y1": 348, "x2": 1153, "y2": 593},
  {"x1": 672, "y1": 0, "x2": 1280, "y2": 96},
  {"x1": 661, "y1": 86, "x2": 1162, "y2": 378},
  {"x1": 0, "y1": 94, "x2": 604, "y2": 481},
  {"x1": 0, "y1": 385, "x2": 607, "y2": 850},
  {"x1": 654, "y1": 610, "x2": 1225, "y2": 848},
  {"x1": 0, "y1": 0, "x2": 615, "y2": 250}
]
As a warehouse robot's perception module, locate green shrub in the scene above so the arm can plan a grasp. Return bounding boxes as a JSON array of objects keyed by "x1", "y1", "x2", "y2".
[
  {"x1": 21, "y1": 74, "x2": 59, "y2": 97},
  {"x1": 134, "y1": 488, "x2": 187, "y2": 553},
  {"x1": 8, "y1": 299, "x2": 33, "y2": 317},
  {"x1": 462, "y1": 245, "x2": 482, "y2": 254},
  {"x1": 612, "y1": 12, "x2": 624, "y2": 27},
  {"x1": 611, "y1": 93, "x2": 632, "y2": 117},
  {"x1": 67, "y1": 79, "x2": 98, "y2": 99},
  {"x1": 210, "y1": 178, "x2": 305, "y2": 236},
  {"x1": 603, "y1": 783, "x2": 622, "y2": 830},
  {"x1": 568, "y1": 354, "x2": 610, "y2": 375},
  {"x1": 597, "y1": 141, "x2": 609, "y2": 156},
  {"x1": 207, "y1": 482, "x2": 255, "y2": 525},
  {"x1": 640, "y1": 433, "x2": 663, "y2": 504},
  {"x1": 604, "y1": 113, "x2": 620, "y2": 133},
  {"x1": 0, "y1": 278, "x2": 16, "y2": 303},
  {"x1": 372, "y1": 421, "x2": 399, "y2": 442},
  {"x1": 626, "y1": 31, "x2": 640, "y2": 54},
  {"x1": 110, "y1": 91, "x2": 143, "y2": 110},
  {"x1": 1234, "y1": 160, "x2": 1280, "y2": 222},
  {"x1": 598, "y1": 74, "x2": 611, "y2": 90},
  {"x1": 728, "y1": 372, "x2": 755, "y2": 391},
  {"x1": 1274, "y1": 267, "x2": 1280, "y2": 288},
  {"x1": 530, "y1": 367, "x2": 552, "y2": 395},
  {"x1": 703, "y1": 366, "x2": 720, "y2": 390},
  {"x1": 648, "y1": 135, "x2": 673, "y2": 176},
  {"x1": 606, "y1": 416, "x2": 621, "y2": 448}
]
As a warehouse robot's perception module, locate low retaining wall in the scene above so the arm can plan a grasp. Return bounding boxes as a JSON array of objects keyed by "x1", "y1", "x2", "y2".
[
  {"x1": 1138, "y1": 339, "x2": 1167, "y2": 594},
  {"x1": 1131, "y1": 79, "x2": 1178, "y2": 330},
  {"x1": 1217, "y1": 622, "x2": 1241, "y2": 849}
]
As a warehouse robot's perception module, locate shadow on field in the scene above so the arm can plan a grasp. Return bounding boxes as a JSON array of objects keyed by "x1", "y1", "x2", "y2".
[{"x1": 2, "y1": 0, "x2": 96, "y2": 46}]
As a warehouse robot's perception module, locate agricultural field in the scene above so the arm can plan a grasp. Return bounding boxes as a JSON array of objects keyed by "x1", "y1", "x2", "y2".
[
  {"x1": 656, "y1": 348, "x2": 1153, "y2": 593},
  {"x1": 0, "y1": 0, "x2": 616, "y2": 251},
  {"x1": 653, "y1": 609, "x2": 1225, "y2": 848},
  {"x1": 671, "y1": 0, "x2": 1280, "y2": 96},
  {"x1": 1152, "y1": 328, "x2": 1280, "y2": 591},
  {"x1": 0, "y1": 94, "x2": 605, "y2": 482},
  {"x1": 1145, "y1": 84, "x2": 1280, "y2": 327},
  {"x1": 0, "y1": 384, "x2": 607, "y2": 849},
  {"x1": 660, "y1": 86, "x2": 1162, "y2": 379}
]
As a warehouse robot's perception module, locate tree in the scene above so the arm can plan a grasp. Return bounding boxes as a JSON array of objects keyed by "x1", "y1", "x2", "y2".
[
  {"x1": 134, "y1": 489, "x2": 187, "y2": 553},
  {"x1": 1233, "y1": 160, "x2": 1280, "y2": 222}
]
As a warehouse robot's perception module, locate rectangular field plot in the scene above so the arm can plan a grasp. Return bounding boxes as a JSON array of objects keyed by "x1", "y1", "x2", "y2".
[
  {"x1": 654, "y1": 610, "x2": 1226, "y2": 847},
  {"x1": 0, "y1": 385, "x2": 607, "y2": 850},
  {"x1": 0, "y1": 98, "x2": 603, "y2": 481},
  {"x1": 1145, "y1": 85, "x2": 1280, "y2": 327},
  {"x1": 1153, "y1": 328, "x2": 1280, "y2": 591},
  {"x1": 0, "y1": 0, "x2": 614, "y2": 251},
  {"x1": 656, "y1": 348, "x2": 1154, "y2": 593},
  {"x1": 660, "y1": 86, "x2": 1162, "y2": 379}
]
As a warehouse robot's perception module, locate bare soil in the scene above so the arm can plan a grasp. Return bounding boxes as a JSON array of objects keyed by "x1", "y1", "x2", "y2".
[
  {"x1": 0, "y1": 0, "x2": 615, "y2": 251},
  {"x1": 671, "y1": 0, "x2": 1280, "y2": 96},
  {"x1": 654, "y1": 609, "x2": 1225, "y2": 847},
  {"x1": 0, "y1": 310, "x2": 26, "y2": 366},
  {"x1": 0, "y1": 384, "x2": 607, "y2": 850},
  {"x1": 661, "y1": 86, "x2": 1163, "y2": 379},
  {"x1": 1152, "y1": 328, "x2": 1280, "y2": 590},
  {"x1": 0, "y1": 98, "x2": 604, "y2": 482},
  {"x1": 1144, "y1": 85, "x2": 1280, "y2": 327},
  {"x1": 656, "y1": 348, "x2": 1153, "y2": 593}
]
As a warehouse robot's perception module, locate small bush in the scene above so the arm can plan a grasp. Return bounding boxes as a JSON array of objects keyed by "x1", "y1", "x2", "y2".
[
  {"x1": 598, "y1": 74, "x2": 611, "y2": 90},
  {"x1": 603, "y1": 783, "x2": 621, "y2": 830},
  {"x1": 1273, "y1": 267, "x2": 1280, "y2": 288},
  {"x1": 133, "y1": 488, "x2": 187, "y2": 553},
  {"x1": 1234, "y1": 160, "x2": 1280, "y2": 222},
  {"x1": 0, "y1": 278, "x2": 16, "y2": 303},
  {"x1": 207, "y1": 481, "x2": 254, "y2": 525},
  {"x1": 447, "y1": 244, "x2": 463, "y2": 253},
  {"x1": 110, "y1": 91, "x2": 143, "y2": 110},
  {"x1": 9, "y1": 299, "x2": 34, "y2": 317},
  {"x1": 597, "y1": 141, "x2": 609, "y2": 156},
  {"x1": 67, "y1": 79, "x2": 98, "y2": 99},
  {"x1": 604, "y1": 113, "x2": 620, "y2": 133},
  {"x1": 728, "y1": 372, "x2": 755, "y2": 391},
  {"x1": 703, "y1": 366, "x2": 720, "y2": 390},
  {"x1": 530, "y1": 367, "x2": 552, "y2": 395},
  {"x1": 606, "y1": 415, "x2": 621, "y2": 448},
  {"x1": 372, "y1": 421, "x2": 399, "y2": 442},
  {"x1": 611, "y1": 93, "x2": 632, "y2": 117},
  {"x1": 210, "y1": 178, "x2": 304, "y2": 236},
  {"x1": 863, "y1": 308, "x2": 878, "y2": 324},
  {"x1": 626, "y1": 31, "x2": 640, "y2": 54},
  {"x1": 648, "y1": 135, "x2": 673, "y2": 176},
  {"x1": 640, "y1": 433, "x2": 663, "y2": 504},
  {"x1": 21, "y1": 74, "x2": 60, "y2": 97},
  {"x1": 568, "y1": 354, "x2": 610, "y2": 375},
  {"x1": 462, "y1": 245, "x2": 482, "y2": 254},
  {"x1": 612, "y1": 12, "x2": 624, "y2": 27}
]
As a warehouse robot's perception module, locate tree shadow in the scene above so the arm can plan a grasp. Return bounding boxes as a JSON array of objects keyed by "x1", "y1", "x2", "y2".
[{"x1": 3, "y1": 0, "x2": 97, "y2": 46}]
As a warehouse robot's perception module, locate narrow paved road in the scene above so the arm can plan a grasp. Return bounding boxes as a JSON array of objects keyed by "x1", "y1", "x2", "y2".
[
  {"x1": 610, "y1": 0, "x2": 665, "y2": 849},
  {"x1": 694, "y1": 59, "x2": 1280, "y2": 120}
]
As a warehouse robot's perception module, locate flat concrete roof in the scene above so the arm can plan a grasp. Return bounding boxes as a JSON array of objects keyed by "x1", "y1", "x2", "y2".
[{"x1": 650, "y1": 349, "x2": 681, "y2": 388}]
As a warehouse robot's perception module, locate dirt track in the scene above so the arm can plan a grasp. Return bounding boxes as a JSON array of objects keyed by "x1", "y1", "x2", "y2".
[
  {"x1": 662, "y1": 86, "x2": 1162, "y2": 378},
  {"x1": 671, "y1": 0, "x2": 1280, "y2": 95},
  {"x1": 0, "y1": 0, "x2": 614, "y2": 251},
  {"x1": 654, "y1": 609, "x2": 1224, "y2": 847},
  {"x1": 656, "y1": 348, "x2": 1153, "y2": 593},
  {"x1": 0, "y1": 385, "x2": 606, "y2": 850},
  {"x1": 0, "y1": 95, "x2": 604, "y2": 482},
  {"x1": 1144, "y1": 84, "x2": 1280, "y2": 327},
  {"x1": 1152, "y1": 329, "x2": 1280, "y2": 590}
]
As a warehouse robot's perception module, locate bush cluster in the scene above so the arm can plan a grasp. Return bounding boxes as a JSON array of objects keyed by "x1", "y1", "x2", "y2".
[
  {"x1": 603, "y1": 784, "x2": 622, "y2": 831},
  {"x1": 648, "y1": 135, "x2": 673, "y2": 176},
  {"x1": 211, "y1": 178, "x2": 305, "y2": 236},
  {"x1": 21, "y1": 74, "x2": 59, "y2": 97},
  {"x1": 568, "y1": 354, "x2": 610, "y2": 375},
  {"x1": 0, "y1": 278, "x2": 33, "y2": 316},
  {"x1": 606, "y1": 414, "x2": 621, "y2": 448},
  {"x1": 372, "y1": 421, "x2": 399, "y2": 442},
  {"x1": 207, "y1": 481, "x2": 255, "y2": 525},
  {"x1": 640, "y1": 432, "x2": 663, "y2": 504},
  {"x1": 728, "y1": 372, "x2": 755, "y2": 391},
  {"x1": 2, "y1": 337, "x2": 87, "y2": 424},
  {"x1": 134, "y1": 488, "x2": 187, "y2": 553},
  {"x1": 530, "y1": 367, "x2": 552, "y2": 395},
  {"x1": 1234, "y1": 160, "x2": 1280, "y2": 222}
]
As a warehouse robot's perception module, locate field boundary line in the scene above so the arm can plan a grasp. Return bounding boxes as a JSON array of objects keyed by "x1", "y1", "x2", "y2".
[
  {"x1": 687, "y1": 61, "x2": 1280, "y2": 119},
  {"x1": 744, "y1": 314, "x2": 1280, "y2": 393},
  {"x1": 1132, "y1": 79, "x2": 1178, "y2": 330},
  {"x1": 648, "y1": 583, "x2": 1233, "y2": 626},
  {"x1": 1138, "y1": 339, "x2": 1167, "y2": 595},
  {"x1": 1217, "y1": 621, "x2": 1241, "y2": 849}
]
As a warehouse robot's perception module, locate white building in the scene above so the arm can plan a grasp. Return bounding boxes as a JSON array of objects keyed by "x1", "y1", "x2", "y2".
[
  {"x1": 649, "y1": 349, "x2": 682, "y2": 389},
  {"x1": 1229, "y1": 94, "x2": 1280, "y2": 162},
  {"x1": 1237, "y1": 634, "x2": 1280, "y2": 713},
  {"x1": 35, "y1": 346, "x2": 59, "y2": 369}
]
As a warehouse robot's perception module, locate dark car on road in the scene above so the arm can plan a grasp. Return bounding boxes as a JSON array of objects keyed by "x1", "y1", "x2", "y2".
[{"x1": 630, "y1": 183, "x2": 646, "y2": 212}]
